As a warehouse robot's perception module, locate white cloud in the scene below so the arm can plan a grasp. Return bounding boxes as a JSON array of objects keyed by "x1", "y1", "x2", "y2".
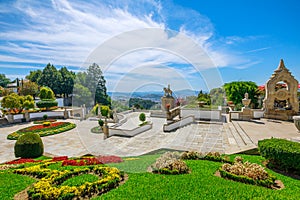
[{"x1": 0, "y1": 0, "x2": 262, "y2": 91}]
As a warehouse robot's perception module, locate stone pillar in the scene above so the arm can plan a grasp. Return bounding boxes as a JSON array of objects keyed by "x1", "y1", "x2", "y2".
[
  {"x1": 24, "y1": 110, "x2": 30, "y2": 122},
  {"x1": 64, "y1": 108, "x2": 69, "y2": 119},
  {"x1": 293, "y1": 116, "x2": 300, "y2": 132},
  {"x1": 7, "y1": 114, "x2": 14, "y2": 123},
  {"x1": 103, "y1": 121, "x2": 109, "y2": 139}
]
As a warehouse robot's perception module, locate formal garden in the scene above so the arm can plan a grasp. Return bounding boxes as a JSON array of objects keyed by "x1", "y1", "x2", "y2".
[{"x1": 1, "y1": 140, "x2": 300, "y2": 199}]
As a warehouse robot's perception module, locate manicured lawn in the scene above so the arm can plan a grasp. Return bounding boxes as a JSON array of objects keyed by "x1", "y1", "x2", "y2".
[
  {"x1": 1, "y1": 154, "x2": 300, "y2": 200},
  {"x1": 96, "y1": 154, "x2": 300, "y2": 200},
  {"x1": 0, "y1": 172, "x2": 35, "y2": 200}
]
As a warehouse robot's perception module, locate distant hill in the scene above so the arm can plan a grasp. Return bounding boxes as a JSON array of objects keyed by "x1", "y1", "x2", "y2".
[{"x1": 108, "y1": 89, "x2": 201, "y2": 101}]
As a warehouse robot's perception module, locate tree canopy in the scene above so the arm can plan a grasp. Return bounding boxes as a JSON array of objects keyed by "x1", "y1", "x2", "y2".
[
  {"x1": 0, "y1": 74, "x2": 10, "y2": 87},
  {"x1": 223, "y1": 81, "x2": 258, "y2": 108},
  {"x1": 197, "y1": 90, "x2": 211, "y2": 105},
  {"x1": 209, "y1": 87, "x2": 226, "y2": 106},
  {"x1": 39, "y1": 87, "x2": 55, "y2": 100},
  {"x1": 1, "y1": 93, "x2": 34, "y2": 113},
  {"x1": 74, "y1": 63, "x2": 111, "y2": 107},
  {"x1": 19, "y1": 81, "x2": 39, "y2": 98}
]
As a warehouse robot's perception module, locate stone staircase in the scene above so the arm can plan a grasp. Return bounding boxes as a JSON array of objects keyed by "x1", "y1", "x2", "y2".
[{"x1": 224, "y1": 121, "x2": 257, "y2": 154}]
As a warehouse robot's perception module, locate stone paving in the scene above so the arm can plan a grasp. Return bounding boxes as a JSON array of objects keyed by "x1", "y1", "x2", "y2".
[{"x1": 1, "y1": 113, "x2": 300, "y2": 164}]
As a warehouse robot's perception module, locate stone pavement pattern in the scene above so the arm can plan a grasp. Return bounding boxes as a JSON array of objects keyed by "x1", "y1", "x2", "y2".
[{"x1": 1, "y1": 113, "x2": 300, "y2": 164}]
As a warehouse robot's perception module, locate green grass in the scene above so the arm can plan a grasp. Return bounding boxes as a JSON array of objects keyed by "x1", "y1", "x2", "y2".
[
  {"x1": 95, "y1": 156, "x2": 300, "y2": 200},
  {"x1": 106, "y1": 154, "x2": 162, "y2": 173},
  {"x1": 1, "y1": 154, "x2": 300, "y2": 200},
  {"x1": 0, "y1": 172, "x2": 35, "y2": 200},
  {"x1": 61, "y1": 174, "x2": 99, "y2": 187}
]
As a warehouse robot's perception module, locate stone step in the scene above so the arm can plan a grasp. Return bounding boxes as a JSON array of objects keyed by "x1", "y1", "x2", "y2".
[
  {"x1": 231, "y1": 121, "x2": 254, "y2": 145},
  {"x1": 226, "y1": 123, "x2": 246, "y2": 147}
]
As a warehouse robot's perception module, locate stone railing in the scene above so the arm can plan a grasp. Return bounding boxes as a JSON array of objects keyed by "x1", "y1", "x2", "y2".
[
  {"x1": 180, "y1": 108, "x2": 222, "y2": 121},
  {"x1": 109, "y1": 122, "x2": 153, "y2": 137},
  {"x1": 163, "y1": 115, "x2": 195, "y2": 132}
]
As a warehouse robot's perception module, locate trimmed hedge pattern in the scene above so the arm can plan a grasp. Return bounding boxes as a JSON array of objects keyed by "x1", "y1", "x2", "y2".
[
  {"x1": 36, "y1": 99, "x2": 58, "y2": 108},
  {"x1": 219, "y1": 168, "x2": 276, "y2": 188},
  {"x1": 258, "y1": 138, "x2": 300, "y2": 173}
]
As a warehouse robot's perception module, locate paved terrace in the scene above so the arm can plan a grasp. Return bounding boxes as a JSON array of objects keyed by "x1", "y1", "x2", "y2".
[{"x1": 0, "y1": 112, "x2": 299, "y2": 163}]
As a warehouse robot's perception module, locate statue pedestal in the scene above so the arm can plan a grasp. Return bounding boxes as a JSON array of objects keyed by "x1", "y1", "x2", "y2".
[
  {"x1": 293, "y1": 116, "x2": 300, "y2": 132},
  {"x1": 241, "y1": 107, "x2": 252, "y2": 120},
  {"x1": 161, "y1": 96, "x2": 175, "y2": 111}
]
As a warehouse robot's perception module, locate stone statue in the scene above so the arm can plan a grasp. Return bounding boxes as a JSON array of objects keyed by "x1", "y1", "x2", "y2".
[{"x1": 163, "y1": 84, "x2": 173, "y2": 97}]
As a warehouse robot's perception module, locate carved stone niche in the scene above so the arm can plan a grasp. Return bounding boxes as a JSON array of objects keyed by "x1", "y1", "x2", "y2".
[{"x1": 263, "y1": 59, "x2": 299, "y2": 121}]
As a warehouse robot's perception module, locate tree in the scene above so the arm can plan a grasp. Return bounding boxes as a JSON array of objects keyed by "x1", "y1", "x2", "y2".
[
  {"x1": 223, "y1": 81, "x2": 258, "y2": 108},
  {"x1": 38, "y1": 63, "x2": 61, "y2": 95},
  {"x1": 0, "y1": 74, "x2": 10, "y2": 87},
  {"x1": 197, "y1": 90, "x2": 211, "y2": 105},
  {"x1": 95, "y1": 75, "x2": 111, "y2": 107},
  {"x1": 72, "y1": 83, "x2": 93, "y2": 106},
  {"x1": 77, "y1": 63, "x2": 111, "y2": 106},
  {"x1": 139, "y1": 113, "x2": 146, "y2": 123},
  {"x1": 39, "y1": 87, "x2": 55, "y2": 100},
  {"x1": 86, "y1": 63, "x2": 103, "y2": 95},
  {"x1": 129, "y1": 98, "x2": 156, "y2": 109},
  {"x1": 1, "y1": 93, "x2": 35, "y2": 113},
  {"x1": 26, "y1": 70, "x2": 42, "y2": 83},
  {"x1": 19, "y1": 81, "x2": 39, "y2": 98},
  {"x1": 59, "y1": 67, "x2": 75, "y2": 97},
  {"x1": 209, "y1": 87, "x2": 226, "y2": 106}
]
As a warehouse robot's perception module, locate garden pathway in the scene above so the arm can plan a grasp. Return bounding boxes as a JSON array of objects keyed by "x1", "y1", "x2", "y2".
[{"x1": 1, "y1": 114, "x2": 300, "y2": 163}]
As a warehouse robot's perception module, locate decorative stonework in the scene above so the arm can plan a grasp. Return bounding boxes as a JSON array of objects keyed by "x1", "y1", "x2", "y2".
[{"x1": 263, "y1": 59, "x2": 299, "y2": 120}]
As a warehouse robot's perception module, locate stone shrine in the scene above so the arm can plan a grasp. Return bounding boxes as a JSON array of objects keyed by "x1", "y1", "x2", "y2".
[
  {"x1": 263, "y1": 59, "x2": 299, "y2": 120},
  {"x1": 161, "y1": 84, "x2": 175, "y2": 111}
]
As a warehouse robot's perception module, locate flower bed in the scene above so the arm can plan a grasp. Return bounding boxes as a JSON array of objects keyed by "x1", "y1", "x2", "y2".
[
  {"x1": 33, "y1": 119, "x2": 57, "y2": 124},
  {"x1": 7, "y1": 122, "x2": 76, "y2": 140},
  {"x1": 14, "y1": 162, "x2": 123, "y2": 199},
  {"x1": 5, "y1": 158, "x2": 41, "y2": 165},
  {"x1": 96, "y1": 155, "x2": 123, "y2": 164},
  {"x1": 218, "y1": 156, "x2": 279, "y2": 188},
  {"x1": 62, "y1": 158, "x2": 102, "y2": 166}
]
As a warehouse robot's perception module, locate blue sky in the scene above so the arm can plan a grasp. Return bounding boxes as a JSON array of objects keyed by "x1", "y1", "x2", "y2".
[{"x1": 0, "y1": 0, "x2": 300, "y2": 92}]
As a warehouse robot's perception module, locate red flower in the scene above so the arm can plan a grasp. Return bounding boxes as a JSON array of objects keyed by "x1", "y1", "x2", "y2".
[
  {"x1": 5, "y1": 158, "x2": 41, "y2": 165},
  {"x1": 52, "y1": 156, "x2": 68, "y2": 162},
  {"x1": 96, "y1": 155, "x2": 123, "y2": 164}
]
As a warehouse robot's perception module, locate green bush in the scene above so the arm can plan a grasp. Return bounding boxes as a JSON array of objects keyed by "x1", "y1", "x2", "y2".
[
  {"x1": 36, "y1": 99, "x2": 58, "y2": 109},
  {"x1": 98, "y1": 119, "x2": 104, "y2": 127},
  {"x1": 14, "y1": 133, "x2": 44, "y2": 158},
  {"x1": 139, "y1": 113, "x2": 146, "y2": 122},
  {"x1": 258, "y1": 138, "x2": 300, "y2": 173}
]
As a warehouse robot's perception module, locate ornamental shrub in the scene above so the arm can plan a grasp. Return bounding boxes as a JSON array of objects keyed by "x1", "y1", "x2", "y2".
[
  {"x1": 149, "y1": 151, "x2": 189, "y2": 174},
  {"x1": 14, "y1": 133, "x2": 44, "y2": 158},
  {"x1": 258, "y1": 138, "x2": 300, "y2": 173},
  {"x1": 36, "y1": 99, "x2": 58, "y2": 109},
  {"x1": 98, "y1": 119, "x2": 104, "y2": 127},
  {"x1": 139, "y1": 113, "x2": 146, "y2": 122}
]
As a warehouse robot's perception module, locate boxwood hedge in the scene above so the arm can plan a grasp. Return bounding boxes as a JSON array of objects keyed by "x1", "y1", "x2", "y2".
[
  {"x1": 258, "y1": 138, "x2": 300, "y2": 173},
  {"x1": 36, "y1": 99, "x2": 58, "y2": 109}
]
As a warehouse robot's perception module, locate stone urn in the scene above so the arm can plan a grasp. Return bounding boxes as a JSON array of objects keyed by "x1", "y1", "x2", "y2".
[
  {"x1": 293, "y1": 116, "x2": 300, "y2": 132},
  {"x1": 242, "y1": 93, "x2": 251, "y2": 108}
]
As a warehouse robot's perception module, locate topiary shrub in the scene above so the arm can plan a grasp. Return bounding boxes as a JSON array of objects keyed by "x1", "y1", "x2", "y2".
[
  {"x1": 149, "y1": 151, "x2": 190, "y2": 174},
  {"x1": 36, "y1": 99, "x2": 58, "y2": 109},
  {"x1": 14, "y1": 133, "x2": 44, "y2": 158},
  {"x1": 258, "y1": 138, "x2": 300, "y2": 173}
]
